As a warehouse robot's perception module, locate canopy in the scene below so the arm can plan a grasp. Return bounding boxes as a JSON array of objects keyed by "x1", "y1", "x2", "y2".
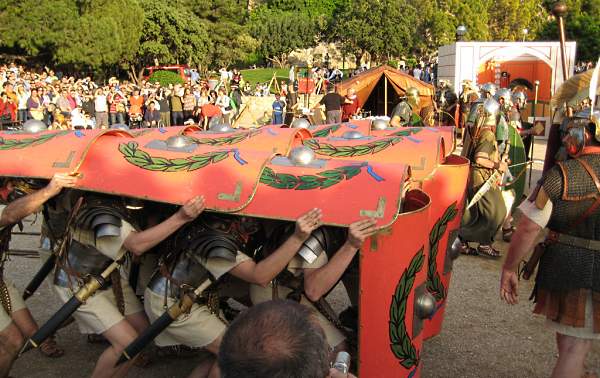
[{"x1": 337, "y1": 66, "x2": 435, "y2": 117}]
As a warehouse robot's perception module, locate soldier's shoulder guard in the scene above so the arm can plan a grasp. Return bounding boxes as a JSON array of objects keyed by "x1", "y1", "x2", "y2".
[
  {"x1": 75, "y1": 205, "x2": 124, "y2": 238},
  {"x1": 541, "y1": 164, "x2": 565, "y2": 203}
]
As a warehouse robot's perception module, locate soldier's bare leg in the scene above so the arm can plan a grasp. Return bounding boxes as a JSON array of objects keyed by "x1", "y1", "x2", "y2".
[
  {"x1": 11, "y1": 308, "x2": 63, "y2": 357},
  {"x1": 552, "y1": 333, "x2": 592, "y2": 378},
  {"x1": 188, "y1": 335, "x2": 222, "y2": 378},
  {"x1": 90, "y1": 319, "x2": 142, "y2": 378},
  {"x1": 124, "y1": 311, "x2": 149, "y2": 335},
  {"x1": 0, "y1": 322, "x2": 23, "y2": 377}
]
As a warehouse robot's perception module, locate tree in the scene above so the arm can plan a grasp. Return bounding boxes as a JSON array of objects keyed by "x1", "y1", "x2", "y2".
[
  {"x1": 0, "y1": 0, "x2": 143, "y2": 73},
  {"x1": 248, "y1": 5, "x2": 317, "y2": 67},
  {"x1": 539, "y1": 0, "x2": 600, "y2": 62},
  {"x1": 488, "y1": 0, "x2": 548, "y2": 41},
  {"x1": 131, "y1": 0, "x2": 212, "y2": 82},
  {"x1": 56, "y1": 0, "x2": 144, "y2": 71},
  {"x1": 184, "y1": 0, "x2": 258, "y2": 68}
]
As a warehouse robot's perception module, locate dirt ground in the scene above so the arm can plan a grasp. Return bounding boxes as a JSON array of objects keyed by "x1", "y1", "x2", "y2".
[{"x1": 6, "y1": 140, "x2": 600, "y2": 377}]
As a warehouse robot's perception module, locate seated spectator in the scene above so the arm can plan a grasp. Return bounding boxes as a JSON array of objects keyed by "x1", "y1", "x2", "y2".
[{"x1": 219, "y1": 300, "x2": 355, "y2": 378}]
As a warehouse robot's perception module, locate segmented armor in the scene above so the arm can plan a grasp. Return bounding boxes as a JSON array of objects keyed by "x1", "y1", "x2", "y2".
[{"x1": 537, "y1": 153, "x2": 600, "y2": 293}]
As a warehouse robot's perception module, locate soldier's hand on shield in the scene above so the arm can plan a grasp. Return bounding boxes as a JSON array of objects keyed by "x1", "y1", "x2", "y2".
[
  {"x1": 176, "y1": 196, "x2": 206, "y2": 223},
  {"x1": 293, "y1": 208, "x2": 322, "y2": 241},
  {"x1": 500, "y1": 268, "x2": 519, "y2": 305},
  {"x1": 346, "y1": 218, "x2": 378, "y2": 249},
  {"x1": 46, "y1": 173, "x2": 78, "y2": 196}
]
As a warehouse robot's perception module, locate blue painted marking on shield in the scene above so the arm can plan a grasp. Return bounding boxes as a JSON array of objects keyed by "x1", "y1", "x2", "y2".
[
  {"x1": 406, "y1": 136, "x2": 422, "y2": 143},
  {"x1": 74, "y1": 130, "x2": 85, "y2": 138},
  {"x1": 366, "y1": 165, "x2": 384, "y2": 182},
  {"x1": 232, "y1": 149, "x2": 247, "y2": 165},
  {"x1": 158, "y1": 128, "x2": 167, "y2": 133},
  {"x1": 266, "y1": 128, "x2": 278, "y2": 136}
]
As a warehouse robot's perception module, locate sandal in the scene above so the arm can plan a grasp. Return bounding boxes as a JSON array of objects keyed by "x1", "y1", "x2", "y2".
[
  {"x1": 502, "y1": 226, "x2": 516, "y2": 242},
  {"x1": 477, "y1": 244, "x2": 502, "y2": 259},
  {"x1": 458, "y1": 241, "x2": 478, "y2": 256},
  {"x1": 39, "y1": 336, "x2": 64, "y2": 358}
]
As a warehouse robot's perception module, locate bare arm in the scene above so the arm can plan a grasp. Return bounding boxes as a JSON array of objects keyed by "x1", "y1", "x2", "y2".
[
  {"x1": 304, "y1": 219, "x2": 377, "y2": 301},
  {"x1": 125, "y1": 196, "x2": 205, "y2": 256},
  {"x1": 0, "y1": 173, "x2": 77, "y2": 227},
  {"x1": 230, "y1": 209, "x2": 322, "y2": 286},
  {"x1": 500, "y1": 214, "x2": 543, "y2": 305}
]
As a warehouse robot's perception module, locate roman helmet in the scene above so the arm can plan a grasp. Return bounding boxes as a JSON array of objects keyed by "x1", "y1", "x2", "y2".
[
  {"x1": 480, "y1": 83, "x2": 497, "y2": 98},
  {"x1": 562, "y1": 108, "x2": 600, "y2": 157},
  {"x1": 495, "y1": 88, "x2": 513, "y2": 112},
  {"x1": 512, "y1": 91, "x2": 527, "y2": 110},
  {"x1": 405, "y1": 87, "x2": 420, "y2": 108}
]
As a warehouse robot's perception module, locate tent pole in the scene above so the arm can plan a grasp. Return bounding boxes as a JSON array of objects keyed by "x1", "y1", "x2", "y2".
[{"x1": 384, "y1": 75, "x2": 388, "y2": 116}]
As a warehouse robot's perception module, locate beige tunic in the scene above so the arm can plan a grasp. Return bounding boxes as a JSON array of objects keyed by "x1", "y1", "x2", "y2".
[
  {"x1": 53, "y1": 221, "x2": 144, "y2": 334},
  {"x1": 144, "y1": 251, "x2": 250, "y2": 348}
]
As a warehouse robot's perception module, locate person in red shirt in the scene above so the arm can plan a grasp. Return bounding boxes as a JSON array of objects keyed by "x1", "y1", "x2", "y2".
[
  {"x1": 0, "y1": 92, "x2": 17, "y2": 128},
  {"x1": 342, "y1": 88, "x2": 361, "y2": 122},
  {"x1": 200, "y1": 100, "x2": 223, "y2": 130}
]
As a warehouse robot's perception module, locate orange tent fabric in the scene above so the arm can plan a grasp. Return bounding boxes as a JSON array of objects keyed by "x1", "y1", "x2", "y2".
[{"x1": 337, "y1": 65, "x2": 434, "y2": 109}]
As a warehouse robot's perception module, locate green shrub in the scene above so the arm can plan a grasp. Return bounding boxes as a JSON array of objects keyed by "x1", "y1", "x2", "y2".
[
  {"x1": 387, "y1": 60, "x2": 400, "y2": 68},
  {"x1": 148, "y1": 70, "x2": 185, "y2": 86}
]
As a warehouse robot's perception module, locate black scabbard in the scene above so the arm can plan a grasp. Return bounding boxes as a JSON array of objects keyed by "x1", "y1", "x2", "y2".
[
  {"x1": 117, "y1": 311, "x2": 174, "y2": 365},
  {"x1": 22, "y1": 254, "x2": 57, "y2": 300},
  {"x1": 20, "y1": 296, "x2": 81, "y2": 355}
]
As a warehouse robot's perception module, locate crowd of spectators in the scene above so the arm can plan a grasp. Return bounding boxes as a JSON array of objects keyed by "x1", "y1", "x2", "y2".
[
  {"x1": 575, "y1": 60, "x2": 596, "y2": 74},
  {"x1": 0, "y1": 63, "x2": 244, "y2": 131}
]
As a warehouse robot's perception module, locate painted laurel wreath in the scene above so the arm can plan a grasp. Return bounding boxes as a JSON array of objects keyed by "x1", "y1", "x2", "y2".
[
  {"x1": 191, "y1": 129, "x2": 261, "y2": 146},
  {"x1": 312, "y1": 124, "x2": 341, "y2": 138},
  {"x1": 259, "y1": 164, "x2": 362, "y2": 190},
  {"x1": 119, "y1": 142, "x2": 230, "y2": 172},
  {"x1": 427, "y1": 202, "x2": 458, "y2": 302},
  {"x1": 390, "y1": 248, "x2": 424, "y2": 369},
  {"x1": 0, "y1": 130, "x2": 70, "y2": 150},
  {"x1": 303, "y1": 128, "x2": 422, "y2": 157}
]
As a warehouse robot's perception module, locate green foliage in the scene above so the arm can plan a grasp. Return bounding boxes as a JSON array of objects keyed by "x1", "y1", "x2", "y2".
[
  {"x1": 148, "y1": 70, "x2": 185, "y2": 86},
  {"x1": 249, "y1": 5, "x2": 318, "y2": 67},
  {"x1": 539, "y1": 0, "x2": 600, "y2": 62},
  {"x1": 136, "y1": 0, "x2": 211, "y2": 69}
]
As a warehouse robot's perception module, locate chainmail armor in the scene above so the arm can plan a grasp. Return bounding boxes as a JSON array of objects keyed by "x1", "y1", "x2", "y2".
[{"x1": 536, "y1": 154, "x2": 600, "y2": 292}]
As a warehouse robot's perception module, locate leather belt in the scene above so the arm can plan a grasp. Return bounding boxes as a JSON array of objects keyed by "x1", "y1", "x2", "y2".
[{"x1": 547, "y1": 230, "x2": 600, "y2": 251}]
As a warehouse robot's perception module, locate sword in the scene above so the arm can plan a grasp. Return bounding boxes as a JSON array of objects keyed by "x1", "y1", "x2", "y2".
[
  {"x1": 116, "y1": 279, "x2": 212, "y2": 366},
  {"x1": 22, "y1": 198, "x2": 83, "y2": 300},
  {"x1": 466, "y1": 142, "x2": 511, "y2": 210},
  {"x1": 20, "y1": 258, "x2": 123, "y2": 355},
  {"x1": 22, "y1": 254, "x2": 56, "y2": 300}
]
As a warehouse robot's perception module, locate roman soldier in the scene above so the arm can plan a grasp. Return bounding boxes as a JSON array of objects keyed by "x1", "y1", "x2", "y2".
[
  {"x1": 141, "y1": 209, "x2": 323, "y2": 377},
  {"x1": 0, "y1": 174, "x2": 76, "y2": 375},
  {"x1": 458, "y1": 98, "x2": 509, "y2": 258},
  {"x1": 250, "y1": 219, "x2": 377, "y2": 355},
  {"x1": 390, "y1": 87, "x2": 423, "y2": 127},
  {"x1": 458, "y1": 80, "x2": 479, "y2": 130},
  {"x1": 501, "y1": 108, "x2": 600, "y2": 378},
  {"x1": 50, "y1": 192, "x2": 205, "y2": 377}
]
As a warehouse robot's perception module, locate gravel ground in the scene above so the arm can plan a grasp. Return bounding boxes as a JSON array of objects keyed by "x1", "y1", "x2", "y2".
[{"x1": 6, "y1": 140, "x2": 599, "y2": 378}]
